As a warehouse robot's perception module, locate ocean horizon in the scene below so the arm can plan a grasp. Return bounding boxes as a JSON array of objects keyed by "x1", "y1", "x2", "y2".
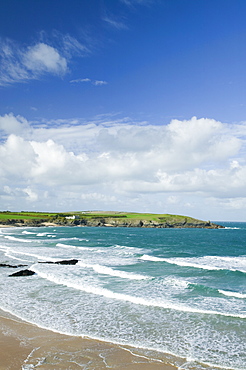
[{"x1": 0, "y1": 222, "x2": 245, "y2": 370}]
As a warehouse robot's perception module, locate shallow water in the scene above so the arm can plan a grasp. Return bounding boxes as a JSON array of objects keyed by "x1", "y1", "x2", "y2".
[{"x1": 0, "y1": 223, "x2": 245, "y2": 369}]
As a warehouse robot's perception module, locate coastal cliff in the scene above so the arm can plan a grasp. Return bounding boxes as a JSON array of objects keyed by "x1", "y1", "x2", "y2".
[{"x1": 0, "y1": 211, "x2": 223, "y2": 229}]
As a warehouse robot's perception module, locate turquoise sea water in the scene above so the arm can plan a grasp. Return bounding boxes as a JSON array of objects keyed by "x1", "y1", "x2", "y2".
[{"x1": 0, "y1": 223, "x2": 245, "y2": 369}]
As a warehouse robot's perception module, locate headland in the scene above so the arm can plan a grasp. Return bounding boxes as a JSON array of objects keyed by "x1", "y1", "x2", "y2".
[{"x1": 0, "y1": 211, "x2": 223, "y2": 229}]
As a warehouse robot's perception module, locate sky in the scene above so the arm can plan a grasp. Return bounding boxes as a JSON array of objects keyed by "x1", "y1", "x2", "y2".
[{"x1": 1, "y1": 0, "x2": 246, "y2": 221}]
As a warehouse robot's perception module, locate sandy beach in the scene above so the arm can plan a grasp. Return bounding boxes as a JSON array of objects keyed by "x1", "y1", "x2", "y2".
[{"x1": 0, "y1": 309, "x2": 178, "y2": 370}]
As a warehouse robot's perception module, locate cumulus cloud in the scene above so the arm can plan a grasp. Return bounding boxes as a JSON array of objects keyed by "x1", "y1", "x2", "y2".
[
  {"x1": 0, "y1": 113, "x2": 30, "y2": 136},
  {"x1": 0, "y1": 34, "x2": 86, "y2": 86},
  {"x1": 23, "y1": 43, "x2": 67, "y2": 75},
  {"x1": 1, "y1": 114, "x2": 246, "y2": 218},
  {"x1": 0, "y1": 135, "x2": 36, "y2": 179},
  {"x1": 23, "y1": 187, "x2": 38, "y2": 202}
]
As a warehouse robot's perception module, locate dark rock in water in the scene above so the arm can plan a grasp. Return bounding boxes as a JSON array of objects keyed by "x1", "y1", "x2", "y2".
[
  {"x1": 9, "y1": 269, "x2": 35, "y2": 277},
  {"x1": 56, "y1": 259, "x2": 79, "y2": 265},
  {"x1": 39, "y1": 259, "x2": 79, "y2": 265},
  {"x1": 0, "y1": 263, "x2": 28, "y2": 268}
]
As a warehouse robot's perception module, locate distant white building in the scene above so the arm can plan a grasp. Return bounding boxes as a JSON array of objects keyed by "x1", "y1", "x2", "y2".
[{"x1": 65, "y1": 215, "x2": 79, "y2": 220}]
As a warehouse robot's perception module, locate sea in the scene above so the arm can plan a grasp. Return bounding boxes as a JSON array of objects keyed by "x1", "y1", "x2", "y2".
[{"x1": 0, "y1": 223, "x2": 245, "y2": 370}]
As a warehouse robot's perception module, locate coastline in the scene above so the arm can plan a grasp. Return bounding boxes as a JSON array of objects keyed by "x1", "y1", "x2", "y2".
[
  {"x1": 0, "y1": 309, "x2": 179, "y2": 369},
  {"x1": 0, "y1": 220, "x2": 223, "y2": 229},
  {"x1": 0, "y1": 210, "x2": 224, "y2": 229},
  {"x1": 0, "y1": 223, "x2": 59, "y2": 228},
  {"x1": 1, "y1": 224, "x2": 239, "y2": 369}
]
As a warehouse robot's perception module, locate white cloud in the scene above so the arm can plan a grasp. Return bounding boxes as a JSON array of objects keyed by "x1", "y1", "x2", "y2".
[
  {"x1": 24, "y1": 43, "x2": 67, "y2": 75},
  {"x1": 0, "y1": 34, "x2": 86, "y2": 86},
  {"x1": 0, "y1": 113, "x2": 30, "y2": 135},
  {"x1": 102, "y1": 15, "x2": 127, "y2": 30},
  {"x1": 0, "y1": 39, "x2": 29, "y2": 85},
  {"x1": 23, "y1": 187, "x2": 38, "y2": 202},
  {"x1": 93, "y1": 80, "x2": 108, "y2": 86},
  {"x1": 216, "y1": 197, "x2": 246, "y2": 210},
  {"x1": 0, "y1": 135, "x2": 36, "y2": 179},
  {"x1": 80, "y1": 193, "x2": 117, "y2": 202},
  {"x1": 58, "y1": 33, "x2": 88, "y2": 57},
  {"x1": 165, "y1": 117, "x2": 241, "y2": 167},
  {"x1": 167, "y1": 196, "x2": 179, "y2": 204},
  {"x1": 1, "y1": 114, "x2": 246, "y2": 219},
  {"x1": 3, "y1": 185, "x2": 11, "y2": 194},
  {"x1": 70, "y1": 78, "x2": 108, "y2": 86},
  {"x1": 70, "y1": 78, "x2": 91, "y2": 83}
]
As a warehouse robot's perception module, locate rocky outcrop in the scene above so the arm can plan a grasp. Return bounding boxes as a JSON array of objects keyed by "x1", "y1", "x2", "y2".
[
  {"x1": 9, "y1": 269, "x2": 35, "y2": 277},
  {"x1": 74, "y1": 218, "x2": 223, "y2": 229},
  {"x1": 6, "y1": 259, "x2": 78, "y2": 278},
  {"x1": 39, "y1": 259, "x2": 79, "y2": 265},
  {"x1": 0, "y1": 216, "x2": 223, "y2": 229},
  {"x1": 0, "y1": 263, "x2": 28, "y2": 268},
  {"x1": 0, "y1": 218, "x2": 49, "y2": 227}
]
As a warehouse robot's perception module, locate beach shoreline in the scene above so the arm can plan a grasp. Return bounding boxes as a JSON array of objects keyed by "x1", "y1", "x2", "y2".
[
  {"x1": 1, "y1": 224, "x2": 242, "y2": 370},
  {"x1": 0, "y1": 308, "x2": 179, "y2": 370}
]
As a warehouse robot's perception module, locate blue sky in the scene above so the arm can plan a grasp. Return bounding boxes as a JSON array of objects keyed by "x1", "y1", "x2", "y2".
[{"x1": 1, "y1": 0, "x2": 246, "y2": 221}]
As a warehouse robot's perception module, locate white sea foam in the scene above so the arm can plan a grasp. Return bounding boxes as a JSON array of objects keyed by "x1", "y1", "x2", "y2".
[
  {"x1": 6, "y1": 250, "x2": 57, "y2": 262},
  {"x1": 0, "y1": 245, "x2": 29, "y2": 262},
  {"x1": 224, "y1": 227, "x2": 241, "y2": 230},
  {"x1": 56, "y1": 242, "x2": 78, "y2": 249},
  {"x1": 140, "y1": 255, "x2": 165, "y2": 262},
  {"x1": 177, "y1": 359, "x2": 245, "y2": 370},
  {"x1": 31, "y1": 266, "x2": 246, "y2": 319},
  {"x1": 164, "y1": 277, "x2": 190, "y2": 289},
  {"x1": 78, "y1": 261, "x2": 150, "y2": 280},
  {"x1": 58, "y1": 237, "x2": 89, "y2": 242},
  {"x1": 113, "y1": 244, "x2": 128, "y2": 249},
  {"x1": 0, "y1": 302, "x2": 244, "y2": 370},
  {"x1": 36, "y1": 233, "x2": 48, "y2": 237},
  {"x1": 4, "y1": 235, "x2": 33, "y2": 243},
  {"x1": 56, "y1": 243, "x2": 90, "y2": 250},
  {"x1": 140, "y1": 255, "x2": 246, "y2": 273},
  {"x1": 218, "y1": 290, "x2": 246, "y2": 299},
  {"x1": 22, "y1": 231, "x2": 36, "y2": 235},
  {"x1": 112, "y1": 244, "x2": 146, "y2": 255},
  {"x1": 0, "y1": 305, "x2": 182, "y2": 368},
  {"x1": 5, "y1": 253, "x2": 31, "y2": 262}
]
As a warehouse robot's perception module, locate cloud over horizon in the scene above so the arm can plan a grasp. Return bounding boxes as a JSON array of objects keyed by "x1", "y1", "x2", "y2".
[{"x1": 0, "y1": 113, "x2": 246, "y2": 219}]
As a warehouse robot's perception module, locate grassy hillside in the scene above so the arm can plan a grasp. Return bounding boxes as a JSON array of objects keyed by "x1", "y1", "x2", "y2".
[
  {"x1": 0, "y1": 210, "x2": 204, "y2": 222},
  {"x1": 0, "y1": 211, "x2": 56, "y2": 220},
  {"x1": 74, "y1": 211, "x2": 202, "y2": 223},
  {"x1": 0, "y1": 211, "x2": 219, "y2": 229}
]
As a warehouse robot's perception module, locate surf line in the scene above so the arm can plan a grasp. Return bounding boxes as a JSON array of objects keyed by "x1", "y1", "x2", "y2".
[{"x1": 32, "y1": 267, "x2": 246, "y2": 319}]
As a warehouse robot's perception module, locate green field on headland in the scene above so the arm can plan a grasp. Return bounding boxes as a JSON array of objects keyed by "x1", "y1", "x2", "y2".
[
  {"x1": 0, "y1": 211, "x2": 57, "y2": 220},
  {"x1": 0, "y1": 211, "x2": 223, "y2": 228}
]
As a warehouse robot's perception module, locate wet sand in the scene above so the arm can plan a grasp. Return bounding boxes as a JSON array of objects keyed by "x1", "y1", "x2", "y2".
[{"x1": 0, "y1": 309, "x2": 180, "y2": 370}]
